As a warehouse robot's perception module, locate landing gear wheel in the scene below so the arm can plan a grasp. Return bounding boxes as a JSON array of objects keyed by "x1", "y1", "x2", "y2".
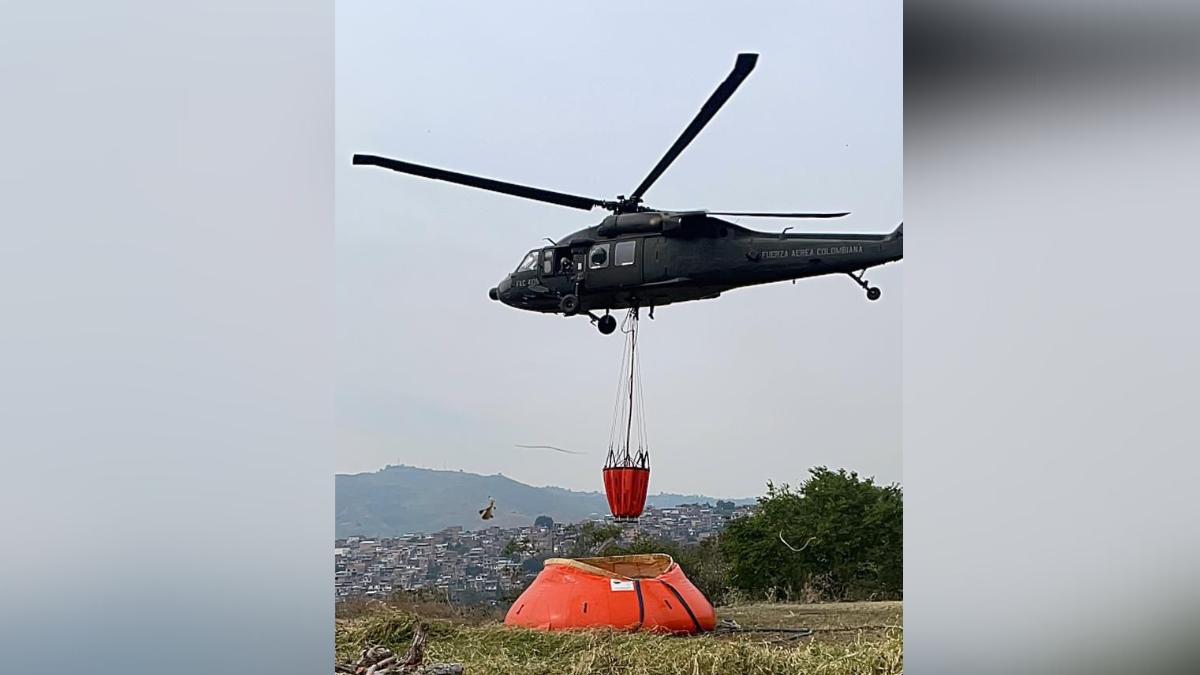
[
  {"x1": 559, "y1": 294, "x2": 580, "y2": 315},
  {"x1": 847, "y1": 270, "x2": 883, "y2": 302},
  {"x1": 597, "y1": 314, "x2": 617, "y2": 335}
]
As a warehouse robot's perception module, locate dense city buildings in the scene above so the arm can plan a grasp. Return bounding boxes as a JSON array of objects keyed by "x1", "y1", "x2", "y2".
[{"x1": 335, "y1": 503, "x2": 753, "y2": 604}]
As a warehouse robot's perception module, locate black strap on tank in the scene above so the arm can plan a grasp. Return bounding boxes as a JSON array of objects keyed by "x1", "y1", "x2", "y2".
[
  {"x1": 633, "y1": 579, "x2": 645, "y2": 629},
  {"x1": 660, "y1": 580, "x2": 702, "y2": 633}
]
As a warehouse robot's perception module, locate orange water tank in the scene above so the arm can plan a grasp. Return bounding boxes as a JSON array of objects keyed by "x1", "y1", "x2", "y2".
[{"x1": 504, "y1": 554, "x2": 716, "y2": 634}]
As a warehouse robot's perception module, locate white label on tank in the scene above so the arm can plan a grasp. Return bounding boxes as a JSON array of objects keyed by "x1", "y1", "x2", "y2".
[{"x1": 609, "y1": 579, "x2": 634, "y2": 592}]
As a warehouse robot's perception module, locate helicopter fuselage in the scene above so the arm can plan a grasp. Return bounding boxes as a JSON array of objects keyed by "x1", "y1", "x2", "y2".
[
  {"x1": 490, "y1": 212, "x2": 902, "y2": 315},
  {"x1": 355, "y1": 53, "x2": 904, "y2": 332}
]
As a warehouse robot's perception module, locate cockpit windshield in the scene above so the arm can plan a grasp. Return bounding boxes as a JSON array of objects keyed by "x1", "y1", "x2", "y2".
[{"x1": 515, "y1": 250, "x2": 539, "y2": 273}]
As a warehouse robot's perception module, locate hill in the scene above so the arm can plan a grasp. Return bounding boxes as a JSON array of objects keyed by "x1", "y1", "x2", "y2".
[{"x1": 336, "y1": 465, "x2": 754, "y2": 537}]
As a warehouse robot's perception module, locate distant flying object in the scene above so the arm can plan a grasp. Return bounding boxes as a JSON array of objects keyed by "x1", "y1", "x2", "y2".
[
  {"x1": 352, "y1": 53, "x2": 902, "y2": 335},
  {"x1": 479, "y1": 497, "x2": 496, "y2": 520},
  {"x1": 515, "y1": 444, "x2": 586, "y2": 456}
]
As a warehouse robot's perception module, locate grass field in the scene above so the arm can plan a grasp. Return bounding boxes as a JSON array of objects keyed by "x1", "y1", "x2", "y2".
[{"x1": 335, "y1": 601, "x2": 902, "y2": 675}]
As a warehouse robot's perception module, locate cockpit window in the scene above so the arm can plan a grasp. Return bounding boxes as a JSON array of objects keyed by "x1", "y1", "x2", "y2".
[{"x1": 516, "y1": 250, "x2": 538, "y2": 272}]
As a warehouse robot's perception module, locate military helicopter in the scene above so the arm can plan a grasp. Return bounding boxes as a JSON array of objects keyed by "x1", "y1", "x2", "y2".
[{"x1": 354, "y1": 53, "x2": 902, "y2": 335}]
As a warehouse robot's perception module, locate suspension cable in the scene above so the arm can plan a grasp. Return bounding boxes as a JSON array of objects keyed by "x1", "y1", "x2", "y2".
[
  {"x1": 637, "y1": 354, "x2": 649, "y2": 467},
  {"x1": 605, "y1": 308, "x2": 650, "y2": 469},
  {"x1": 624, "y1": 309, "x2": 637, "y2": 464},
  {"x1": 607, "y1": 325, "x2": 631, "y2": 458}
]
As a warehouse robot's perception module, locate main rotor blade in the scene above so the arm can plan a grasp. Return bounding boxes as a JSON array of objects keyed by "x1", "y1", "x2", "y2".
[
  {"x1": 706, "y1": 210, "x2": 850, "y2": 218},
  {"x1": 629, "y1": 53, "x2": 759, "y2": 202},
  {"x1": 352, "y1": 154, "x2": 608, "y2": 211}
]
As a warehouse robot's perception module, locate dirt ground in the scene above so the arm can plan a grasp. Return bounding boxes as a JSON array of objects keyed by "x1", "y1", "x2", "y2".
[{"x1": 718, "y1": 601, "x2": 903, "y2": 643}]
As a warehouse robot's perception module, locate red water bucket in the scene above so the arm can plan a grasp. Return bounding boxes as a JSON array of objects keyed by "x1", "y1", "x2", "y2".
[{"x1": 603, "y1": 466, "x2": 650, "y2": 521}]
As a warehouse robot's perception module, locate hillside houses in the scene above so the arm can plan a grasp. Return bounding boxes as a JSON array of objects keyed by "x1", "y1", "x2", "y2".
[{"x1": 335, "y1": 503, "x2": 754, "y2": 604}]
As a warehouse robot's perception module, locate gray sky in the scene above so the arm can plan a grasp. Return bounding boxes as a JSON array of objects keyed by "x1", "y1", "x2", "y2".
[{"x1": 336, "y1": 1, "x2": 901, "y2": 497}]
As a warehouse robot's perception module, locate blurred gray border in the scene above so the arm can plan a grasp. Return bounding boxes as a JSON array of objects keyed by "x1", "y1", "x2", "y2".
[
  {"x1": 5, "y1": 2, "x2": 1200, "y2": 674},
  {"x1": 1, "y1": 1, "x2": 333, "y2": 672},
  {"x1": 906, "y1": 2, "x2": 1199, "y2": 673}
]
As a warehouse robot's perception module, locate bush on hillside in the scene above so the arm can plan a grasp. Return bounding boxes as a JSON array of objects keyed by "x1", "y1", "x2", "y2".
[{"x1": 720, "y1": 467, "x2": 902, "y2": 601}]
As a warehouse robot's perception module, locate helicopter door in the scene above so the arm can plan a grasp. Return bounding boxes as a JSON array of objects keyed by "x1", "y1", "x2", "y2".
[
  {"x1": 539, "y1": 247, "x2": 576, "y2": 296},
  {"x1": 541, "y1": 247, "x2": 574, "y2": 279},
  {"x1": 586, "y1": 238, "x2": 643, "y2": 289},
  {"x1": 641, "y1": 235, "x2": 668, "y2": 283}
]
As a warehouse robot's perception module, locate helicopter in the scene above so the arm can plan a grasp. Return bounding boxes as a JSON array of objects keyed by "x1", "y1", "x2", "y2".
[{"x1": 354, "y1": 53, "x2": 902, "y2": 335}]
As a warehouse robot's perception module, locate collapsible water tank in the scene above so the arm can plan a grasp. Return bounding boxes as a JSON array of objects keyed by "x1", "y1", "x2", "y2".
[{"x1": 504, "y1": 554, "x2": 716, "y2": 634}]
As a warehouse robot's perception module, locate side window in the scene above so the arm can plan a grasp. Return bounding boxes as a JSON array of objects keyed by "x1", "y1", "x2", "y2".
[
  {"x1": 614, "y1": 240, "x2": 636, "y2": 267},
  {"x1": 542, "y1": 249, "x2": 554, "y2": 275},
  {"x1": 589, "y1": 244, "x2": 609, "y2": 269}
]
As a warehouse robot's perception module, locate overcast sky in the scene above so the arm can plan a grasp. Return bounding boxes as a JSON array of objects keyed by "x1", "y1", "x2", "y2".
[{"x1": 336, "y1": 1, "x2": 901, "y2": 497}]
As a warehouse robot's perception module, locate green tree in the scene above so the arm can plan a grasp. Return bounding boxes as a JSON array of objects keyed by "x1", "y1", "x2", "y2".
[
  {"x1": 501, "y1": 537, "x2": 527, "y2": 560},
  {"x1": 720, "y1": 467, "x2": 902, "y2": 601},
  {"x1": 520, "y1": 554, "x2": 549, "y2": 574},
  {"x1": 534, "y1": 515, "x2": 554, "y2": 528},
  {"x1": 569, "y1": 522, "x2": 623, "y2": 556},
  {"x1": 589, "y1": 533, "x2": 730, "y2": 603}
]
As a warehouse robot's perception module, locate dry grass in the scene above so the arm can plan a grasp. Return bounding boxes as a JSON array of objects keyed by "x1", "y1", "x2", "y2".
[{"x1": 336, "y1": 602, "x2": 902, "y2": 675}]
